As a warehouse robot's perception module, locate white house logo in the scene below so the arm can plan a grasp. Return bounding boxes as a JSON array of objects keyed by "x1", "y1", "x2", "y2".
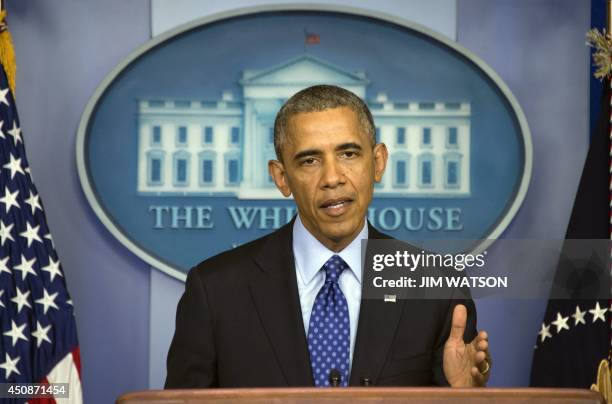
[
  {"x1": 76, "y1": 7, "x2": 531, "y2": 280},
  {"x1": 137, "y1": 55, "x2": 470, "y2": 200}
]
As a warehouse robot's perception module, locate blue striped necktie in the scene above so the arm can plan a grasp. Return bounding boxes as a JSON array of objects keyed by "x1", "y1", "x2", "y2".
[{"x1": 307, "y1": 254, "x2": 350, "y2": 387}]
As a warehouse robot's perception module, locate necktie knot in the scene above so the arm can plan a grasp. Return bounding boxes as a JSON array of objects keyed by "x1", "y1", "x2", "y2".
[{"x1": 323, "y1": 255, "x2": 348, "y2": 284}]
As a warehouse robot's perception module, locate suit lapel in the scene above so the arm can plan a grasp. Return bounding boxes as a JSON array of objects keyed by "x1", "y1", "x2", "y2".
[
  {"x1": 349, "y1": 224, "x2": 407, "y2": 386},
  {"x1": 249, "y1": 220, "x2": 313, "y2": 386}
]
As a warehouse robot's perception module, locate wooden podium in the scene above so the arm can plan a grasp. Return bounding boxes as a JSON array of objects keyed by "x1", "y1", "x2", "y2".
[{"x1": 117, "y1": 387, "x2": 605, "y2": 403}]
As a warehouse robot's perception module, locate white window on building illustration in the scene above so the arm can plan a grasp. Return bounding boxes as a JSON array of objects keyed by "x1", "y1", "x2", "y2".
[
  {"x1": 151, "y1": 126, "x2": 162, "y2": 146},
  {"x1": 418, "y1": 153, "x2": 434, "y2": 188},
  {"x1": 147, "y1": 150, "x2": 165, "y2": 186},
  {"x1": 392, "y1": 152, "x2": 410, "y2": 188},
  {"x1": 175, "y1": 100, "x2": 191, "y2": 108},
  {"x1": 148, "y1": 100, "x2": 165, "y2": 108},
  {"x1": 199, "y1": 151, "x2": 215, "y2": 186},
  {"x1": 396, "y1": 127, "x2": 406, "y2": 145},
  {"x1": 444, "y1": 152, "x2": 462, "y2": 189},
  {"x1": 421, "y1": 127, "x2": 432, "y2": 147},
  {"x1": 177, "y1": 126, "x2": 188, "y2": 146},
  {"x1": 173, "y1": 150, "x2": 190, "y2": 187},
  {"x1": 203, "y1": 126, "x2": 213, "y2": 145},
  {"x1": 230, "y1": 126, "x2": 240, "y2": 145},
  {"x1": 375, "y1": 127, "x2": 381, "y2": 144},
  {"x1": 446, "y1": 127, "x2": 458, "y2": 148},
  {"x1": 419, "y1": 102, "x2": 435, "y2": 110},
  {"x1": 445, "y1": 102, "x2": 461, "y2": 110},
  {"x1": 225, "y1": 152, "x2": 241, "y2": 186}
]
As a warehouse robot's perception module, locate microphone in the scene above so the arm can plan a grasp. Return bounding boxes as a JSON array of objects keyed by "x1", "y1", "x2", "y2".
[{"x1": 328, "y1": 369, "x2": 342, "y2": 387}]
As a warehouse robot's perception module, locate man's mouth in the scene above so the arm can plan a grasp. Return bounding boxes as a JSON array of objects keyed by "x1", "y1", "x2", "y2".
[{"x1": 319, "y1": 198, "x2": 354, "y2": 216}]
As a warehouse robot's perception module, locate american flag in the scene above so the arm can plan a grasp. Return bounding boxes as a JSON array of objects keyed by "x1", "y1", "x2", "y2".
[
  {"x1": 0, "y1": 60, "x2": 82, "y2": 400},
  {"x1": 531, "y1": 33, "x2": 611, "y2": 390},
  {"x1": 304, "y1": 30, "x2": 320, "y2": 45}
]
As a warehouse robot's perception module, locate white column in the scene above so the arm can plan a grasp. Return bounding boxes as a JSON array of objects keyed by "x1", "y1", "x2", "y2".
[{"x1": 241, "y1": 99, "x2": 255, "y2": 191}]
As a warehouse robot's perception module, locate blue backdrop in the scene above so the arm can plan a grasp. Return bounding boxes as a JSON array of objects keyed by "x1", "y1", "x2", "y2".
[{"x1": 6, "y1": 0, "x2": 591, "y2": 402}]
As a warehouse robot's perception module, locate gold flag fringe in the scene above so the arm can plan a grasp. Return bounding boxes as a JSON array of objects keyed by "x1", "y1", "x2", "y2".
[
  {"x1": 587, "y1": 28, "x2": 612, "y2": 80},
  {"x1": 0, "y1": 10, "x2": 16, "y2": 95},
  {"x1": 590, "y1": 351, "x2": 612, "y2": 403}
]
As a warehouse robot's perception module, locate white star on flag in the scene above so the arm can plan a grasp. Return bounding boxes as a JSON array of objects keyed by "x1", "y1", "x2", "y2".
[
  {"x1": 35, "y1": 288, "x2": 59, "y2": 314},
  {"x1": 7, "y1": 121, "x2": 21, "y2": 145},
  {"x1": 11, "y1": 287, "x2": 31, "y2": 313},
  {"x1": 2, "y1": 153, "x2": 25, "y2": 179},
  {"x1": 571, "y1": 306, "x2": 586, "y2": 326},
  {"x1": 589, "y1": 302, "x2": 607, "y2": 323},
  {"x1": 19, "y1": 222, "x2": 42, "y2": 247},
  {"x1": 0, "y1": 187, "x2": 19, "y2": 213},
  {"x1": 0, "y1": 256, "x2": 10, "y2": 275},
  {"x1": 24, "y1": 191, "x2": 42, "y2": 215},
  {"x1": 44, "y1": 232, "x2": 54, "y2": 248},
  {"x1": 31, "y1": 321, "x2": 52, "y2": 348},
  {"x1": 0, "y1": 219, "x2": 14, "y2": 246},
  {"x1": 0, "y1": 40, "x2": 82, "y2": 397},
  {"x1": 41, "y1": 256, "x2": 63, "y2": 282},
  {"x1": 13, "y1": 254, "x2": 37, "y2": 281},
  {"x1": 539, "y1": 323, "x2": 552, "y2": 342},
  {"x1": 0, "y1": 87, "x2": 9, "y2": 107},
  {"x1": 0, "y1": 353, "x2": 20, "y2": 379},
  {"x1": 551, "y1": 312, "x2": 570, "y2": 333},
  {"x1": 3, "y1": 320, "x2": 28, "y2": 346}
]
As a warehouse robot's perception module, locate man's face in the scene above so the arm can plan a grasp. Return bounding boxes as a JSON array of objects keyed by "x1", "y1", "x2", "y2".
[{"x1": 269, "y1": 107, "x2": 387, "y2": 251}]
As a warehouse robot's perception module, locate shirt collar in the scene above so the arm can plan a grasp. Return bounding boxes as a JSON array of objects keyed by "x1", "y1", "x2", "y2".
[{"x1": 293, "y1": 214, "x2": 368, "y2": 286}]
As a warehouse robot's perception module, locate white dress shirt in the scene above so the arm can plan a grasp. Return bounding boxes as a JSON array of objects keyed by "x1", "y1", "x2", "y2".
[{"x1": 292, "y1": 214, "x2": 368, "y2": 373}]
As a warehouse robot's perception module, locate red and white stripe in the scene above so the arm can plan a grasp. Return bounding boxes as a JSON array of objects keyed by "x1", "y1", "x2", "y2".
[{"x1": 28, "y1": 347, "x2": 82, "y2": 404}]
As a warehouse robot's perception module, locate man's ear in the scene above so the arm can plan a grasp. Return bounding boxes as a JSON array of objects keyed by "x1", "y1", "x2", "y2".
[
  {"x1": 269, "y1": 159, "x2": 292, "y2": 197},
  {"x1": 373, "y1": 143, "x2": 388, "y2": 182}
]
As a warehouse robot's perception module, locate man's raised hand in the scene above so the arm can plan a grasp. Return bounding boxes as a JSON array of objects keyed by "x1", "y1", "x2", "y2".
[{"x1": 442, "y1": 304, "x2": 491, "y2": 387}]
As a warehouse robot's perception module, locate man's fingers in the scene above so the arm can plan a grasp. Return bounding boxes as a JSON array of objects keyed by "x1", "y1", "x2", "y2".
[
  {"x1": 470, "y1": 367, "x2": 486, "y2": 386},
  {"x1": 449, "y1": 304, "x2": 467, "y2": 342},
  {"x1": 469, "y1": 329, "x2": 491, "y2": 385}
]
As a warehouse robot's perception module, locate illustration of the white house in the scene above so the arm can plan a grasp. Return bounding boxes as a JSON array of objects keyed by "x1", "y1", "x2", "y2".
[{"x1": 137, "y1": 55, "x2": 471, "y2": 199}]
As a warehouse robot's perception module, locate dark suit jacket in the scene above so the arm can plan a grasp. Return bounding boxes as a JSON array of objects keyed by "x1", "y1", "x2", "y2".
[{"x1": 165, "y1": 219, "x2": 477, "y2": 388}]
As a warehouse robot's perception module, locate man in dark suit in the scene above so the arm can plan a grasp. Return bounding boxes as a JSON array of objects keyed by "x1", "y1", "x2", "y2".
[{"x1": 165, "y1": 85, "x2": 490, "y2": 388}]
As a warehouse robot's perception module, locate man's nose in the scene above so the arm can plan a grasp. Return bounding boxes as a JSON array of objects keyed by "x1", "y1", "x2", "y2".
[{"x1": 321, "y1": 159, "x2": 344, "y2": 188}]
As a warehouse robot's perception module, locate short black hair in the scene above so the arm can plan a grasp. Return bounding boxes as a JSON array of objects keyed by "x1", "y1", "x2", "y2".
[{"x1": 273, "y1": 84, "x2": 376, "y2": 161}]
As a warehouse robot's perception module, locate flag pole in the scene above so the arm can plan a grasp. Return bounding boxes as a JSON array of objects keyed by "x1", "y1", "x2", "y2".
[
  {"x1": 0, "y1": 0, "x2": 15, "y2": 94},
  {"x1": 608, "y1": 0, "x2": 612, "y2": 350},
  {"x1": 608, "y1": 0, "x2": 612, "y2": 36}
]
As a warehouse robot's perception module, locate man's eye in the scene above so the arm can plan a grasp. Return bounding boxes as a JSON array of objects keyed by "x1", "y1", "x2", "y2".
[
  {"x1": 341, "y1": 151, "x2": 358, "y2": 158},
  {"x1": 301, "y1": 158, "x2": 317, "y2": 166}
]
